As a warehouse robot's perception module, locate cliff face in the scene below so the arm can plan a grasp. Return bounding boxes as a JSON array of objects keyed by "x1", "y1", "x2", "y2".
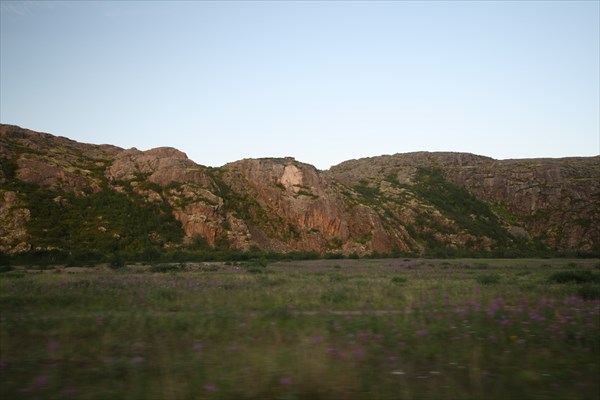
[
  {"x1": 215, "y1": 158, "x2": 400, "y2": 254},
  {"x1": 445, "y1": 158, "x2": 600, "y2": 252},
  {"x1": 327, "y1": 152, "x2": 599, "y2": 254},
  {"x1": 1, "y1": 124, "x2": 598, "y2": 256}
]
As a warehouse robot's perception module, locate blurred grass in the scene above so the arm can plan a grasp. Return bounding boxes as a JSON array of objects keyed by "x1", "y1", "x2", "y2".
[{"x1": 0, "y1": 258, "x2": 599, "y2": 399}]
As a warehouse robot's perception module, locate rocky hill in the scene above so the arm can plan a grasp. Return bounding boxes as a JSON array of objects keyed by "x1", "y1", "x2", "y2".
[{"x1": 1, "y1": 124, "x2": 598, "y2": 260}]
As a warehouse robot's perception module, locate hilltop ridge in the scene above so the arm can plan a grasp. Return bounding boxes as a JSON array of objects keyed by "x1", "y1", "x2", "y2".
[{"x1": 1, "y1": 124, "x2": 598, "y2": 260}]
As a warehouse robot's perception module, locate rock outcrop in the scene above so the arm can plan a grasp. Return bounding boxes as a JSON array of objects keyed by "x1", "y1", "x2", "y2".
[
  {"x1": 1, "y1": 124, "x2": 598, "y2": 256},
  {"x1": 328, "y1": 152, "x2": 600, "y2": 254},
  {"x1": 106, "y1": 147, "x2": 214, "y2": 187}
]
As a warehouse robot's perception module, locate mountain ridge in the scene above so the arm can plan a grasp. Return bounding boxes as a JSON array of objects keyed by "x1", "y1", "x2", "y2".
[{"x1": 1, "y1": 124, "x2": 598, "y2": 260}]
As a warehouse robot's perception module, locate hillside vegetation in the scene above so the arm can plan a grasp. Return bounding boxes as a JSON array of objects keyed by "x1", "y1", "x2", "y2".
[{"x1": 1, "y1": 124, "x2": 598, "y2": 263}]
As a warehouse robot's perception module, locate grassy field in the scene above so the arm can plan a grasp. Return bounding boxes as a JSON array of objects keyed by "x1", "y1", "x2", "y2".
[{"x1": 1, "y1": 258, "x2": 599, "y2": 399}]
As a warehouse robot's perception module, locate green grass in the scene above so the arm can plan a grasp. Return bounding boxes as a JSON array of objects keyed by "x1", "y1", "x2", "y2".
[{"x1": 1, "y1": 258, "x2": 599, "y2": 399}]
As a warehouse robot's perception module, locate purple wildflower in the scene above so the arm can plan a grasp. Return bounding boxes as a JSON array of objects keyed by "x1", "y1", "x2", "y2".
[
  {"x1": 63, "y1": 386, "x2": 79, "y2": 396},
  {"x1": 279, "y1": 376, "x2": 293, "y2": 385},
  {"x1": 33, "y1": 375, "x2": 49, "y2": 387},
  {"x1": 228, "y1": 342, "x2": 239, "y2": 352},
  {"x1": 352, "y1": 347, "x2": 365, "y2": 358},
  {"x1": 131, "y1": 356, "x2": 145, "y2": 364},
  {"x1": 47, "y1": 340, "x2": 60, "y2": 351},
  {"x1": 487, "y1": 302, "x2": 499, "y2": 317},
  {"x1": 204, "y1": 384, "x2": 218, "y2": 392}
]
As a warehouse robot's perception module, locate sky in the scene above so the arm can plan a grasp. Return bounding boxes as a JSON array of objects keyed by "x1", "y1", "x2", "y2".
[{"x1": 1, "y1": 1, "x2": 598, "y2": 170}]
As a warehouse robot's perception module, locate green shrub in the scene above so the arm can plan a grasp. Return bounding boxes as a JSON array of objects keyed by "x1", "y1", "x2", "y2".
[
  {"x1": 411, "y1": 168, "x2": 526, "y2": 250},
  {"x1": 109, "y1": 253, "x2": 126, "y2": 269},
  {"x1": 475, "y1": 273, "x2": 501, "y2": 285},
  {"x1": 150, "y1": 264, "x2": 180, "y2": 273},
  {"x1": 391, "y1": 276, "x2": 407, "y2": 284},
  {"x1": 549, "y1": 270, "x2": 599, "y2": 284},
  {"x1": 352, "y1": 182, "x2": 381, "y2": 199},
  {"x1": 0, "y1": 253, "x2": 11, "y2": 267},
  {"x1": 23, "y1": 185, "x2": 184, "y2": 257},
  {"x1": 249, "y1": 258, "x2": 268, "y2": 268},
  {"x1": 233, "y1": 258, "x2": 269, "y2": 270},
  {"x1": 0, "y1": 264, "x2": 14, "y2": 273},
  {"x1": 328, "y1": 273, "x2": 346, "y2": 283},
  {"x1": 578, "y1": 285, "x2": 600, "y2": 300},
  {"x1": 321, "y1": 289, "x2": 348, "y2": 303}
]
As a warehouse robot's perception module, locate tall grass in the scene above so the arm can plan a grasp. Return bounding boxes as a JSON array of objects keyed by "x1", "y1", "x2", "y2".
[{"x1": 1, "y1": 259, "x2": 599, "y2": 399}]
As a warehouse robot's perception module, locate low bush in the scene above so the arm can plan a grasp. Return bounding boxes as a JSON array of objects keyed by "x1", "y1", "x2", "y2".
[
  {"x1": 391, "y1": 276, "x2": 407, "y2": 284},
  {"x1": 475, "y1": 273, "x2": 501, "y2": 285},
  {"x1": 578, "y1": 284, "x2": 600, "y2": 300},
  {"x1": 549, "y1": 270, "x2": 599, "y2": 284},
  {"x1": 149, "y1": 263, "x2": 180, "y2": 273},
  {"x1": 321, "y1": 289, "x2": 348, "y2": 303},
  {"x1": 109, "y1": 253, "x2": 126, "y2": 269},
  {"x1": 0, "y1": 253, "x2": 11, "y2": 267},
  {"x1": 0, "y1": 264, "x2": 14, "y2": 273}
]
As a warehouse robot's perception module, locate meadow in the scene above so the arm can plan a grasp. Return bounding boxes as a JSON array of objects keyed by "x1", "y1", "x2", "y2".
[{"x1": 1, "y1": 258, "x2": 599, "y2": 400}]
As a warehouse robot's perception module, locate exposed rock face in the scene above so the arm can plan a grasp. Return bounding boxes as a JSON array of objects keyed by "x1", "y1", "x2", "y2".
[
  {"x1": 1, "y1": 124, "x2": 598, "y2": 256},
  {"x1": 280, "y1": 163, "x2": 304, "y2": 191},
  {"x1": 106, "y1": 147, "x2": 214, "y2": 187},
  {"x1": 219, "y1": 158, "x2": 349, "y2": 252},
  {"x1": 328, "y1": 152, "x2": 493, "y2": 187},
  {"x1": 0, "y1": 125, "x2": 119, "y2": 195},
  {"x1": 444, "y1": 157, "x2": 600, "y2": 252},
  {"x1": 16, "y1": 155, "x2": 94, "y2": 194},
  {"x1": 328, "y1": 152, "x2": 600, "y2": 254},
  {"x1": 167, "y1": 184, "x2": 225, "y2": 246}
]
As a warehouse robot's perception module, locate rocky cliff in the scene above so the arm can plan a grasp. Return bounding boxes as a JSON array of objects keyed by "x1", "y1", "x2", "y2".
[{"x1": 1, "y1": 124, "x2": 598, "y2": 258}]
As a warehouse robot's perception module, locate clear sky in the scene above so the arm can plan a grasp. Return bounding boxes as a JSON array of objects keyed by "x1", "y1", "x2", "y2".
[{"x1": 1, "y1": 1, "x2": 598, "y2": 170}]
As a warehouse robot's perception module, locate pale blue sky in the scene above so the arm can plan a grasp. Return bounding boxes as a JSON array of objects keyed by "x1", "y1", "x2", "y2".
[{"x1": 1, "y1": 1, "x2": 598, "y2": 169}]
